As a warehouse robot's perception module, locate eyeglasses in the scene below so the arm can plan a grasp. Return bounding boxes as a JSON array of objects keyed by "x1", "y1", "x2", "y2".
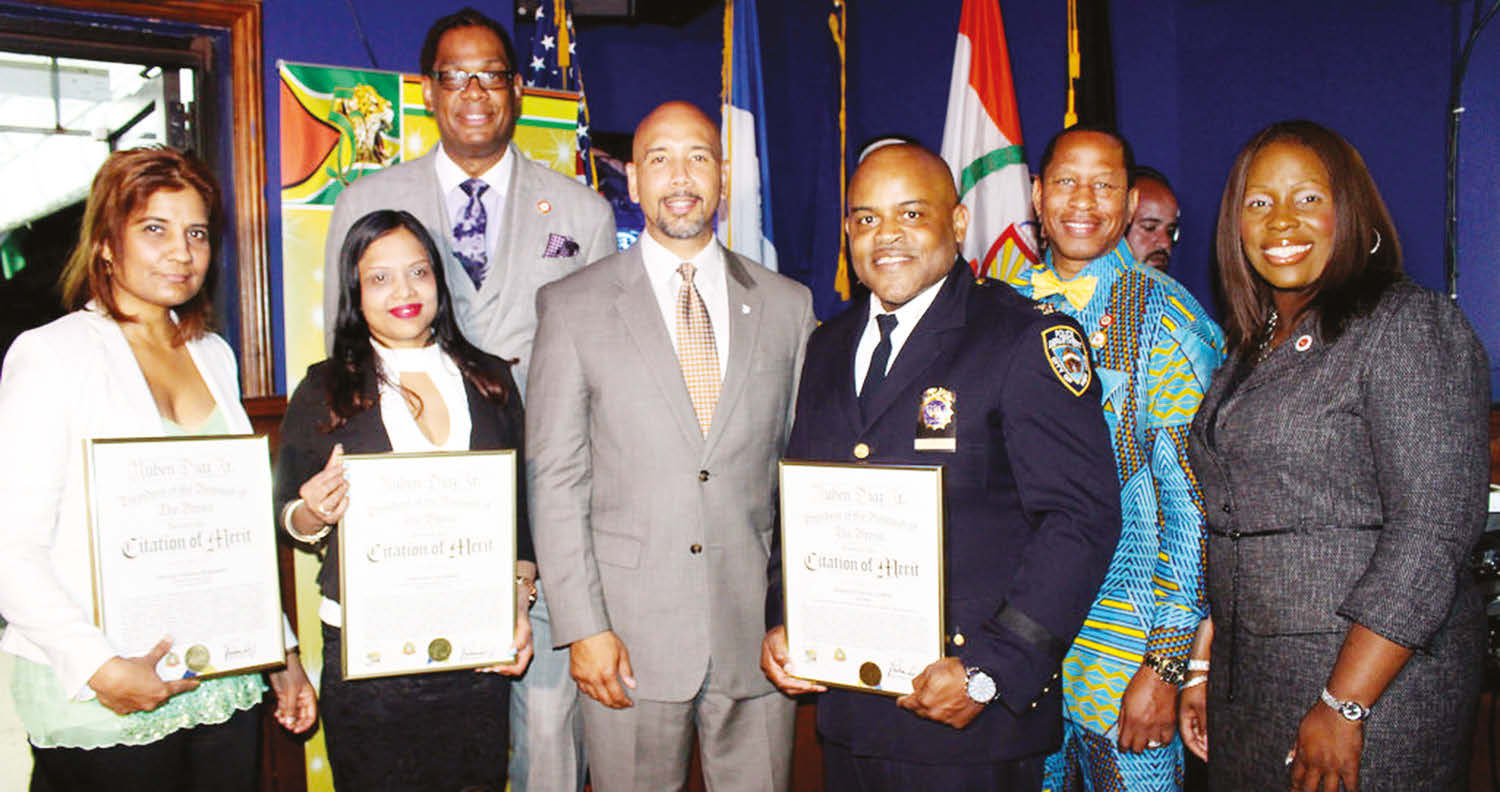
[{"x1": 430, "y1": 69, "x2": 514, "y2": 91}]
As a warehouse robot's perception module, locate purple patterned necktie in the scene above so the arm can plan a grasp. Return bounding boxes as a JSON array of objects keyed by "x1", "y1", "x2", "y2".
[{"x1": 453, "y1": 178, "x2": 489, "y2": 289}]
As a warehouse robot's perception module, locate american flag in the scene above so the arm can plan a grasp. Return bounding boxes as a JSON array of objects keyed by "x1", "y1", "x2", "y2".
[{"x1": 521, "y1": 0, "x2": 597, "y2": 187}]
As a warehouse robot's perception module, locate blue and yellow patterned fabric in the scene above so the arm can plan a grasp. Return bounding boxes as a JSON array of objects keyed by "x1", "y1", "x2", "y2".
[{"x1": 1012, "y1": 241, "x2": 1225, "y2": 791}]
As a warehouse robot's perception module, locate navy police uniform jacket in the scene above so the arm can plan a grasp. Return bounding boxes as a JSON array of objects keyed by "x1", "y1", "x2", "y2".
[{"x1": 768, "y1": 261, "x2": 1121, "y2": 764}]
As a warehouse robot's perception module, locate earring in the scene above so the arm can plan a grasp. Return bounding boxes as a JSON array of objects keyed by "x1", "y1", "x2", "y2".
[{"x1": 1369, "y1": 229, "x2": 1381, "y2": 255}]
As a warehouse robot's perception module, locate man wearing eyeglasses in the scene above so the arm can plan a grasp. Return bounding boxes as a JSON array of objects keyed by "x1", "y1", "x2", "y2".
[
  {"x1": 319, "y1": 8, "x2": 614, "y2": 792},
  {"x1": 1008, "y1": 127, "x2": 1225, "y2": 792},
  {"x1": 1125, "y1": 166, "x2": 1181, "y2": 273}
]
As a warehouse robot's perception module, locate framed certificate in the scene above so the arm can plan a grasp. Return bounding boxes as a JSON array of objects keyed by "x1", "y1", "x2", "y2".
[
  {"x1": 779, "y1": 461, "x2": 945, "y2": 696},
  {"x1": 338, "y1": 450, "x2": 518, "y2": 680},
  {"x1": 85, "y1": 435, "x2": 285, "y2": 680}
]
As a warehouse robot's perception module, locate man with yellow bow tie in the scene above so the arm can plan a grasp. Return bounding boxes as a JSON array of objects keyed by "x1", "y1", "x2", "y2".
[{"x1": 1010, "y1": 126, "x2": 1226, "y2": 792}]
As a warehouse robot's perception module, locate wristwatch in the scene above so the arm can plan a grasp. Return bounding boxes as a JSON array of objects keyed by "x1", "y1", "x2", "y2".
[
  {"x1": 1319, "y1": 688, "x2": 1371, "y2": 722},
  {"x1": 1142, "y1": 651, "x2": 1187, "y2": 686},
  {"x1": 965, "y1": 667, "x2": 997, "y2": 706}
]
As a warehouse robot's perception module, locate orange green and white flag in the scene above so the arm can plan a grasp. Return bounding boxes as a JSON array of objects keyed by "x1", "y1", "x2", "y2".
[{"x1": 939, "y1": 0, "x2": 1038, "y2": 282}]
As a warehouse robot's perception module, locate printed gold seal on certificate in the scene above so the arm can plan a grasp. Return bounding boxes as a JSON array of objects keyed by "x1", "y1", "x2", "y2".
[{"x1": 778, "y1": 461, "x2": 945, "y2": 696}]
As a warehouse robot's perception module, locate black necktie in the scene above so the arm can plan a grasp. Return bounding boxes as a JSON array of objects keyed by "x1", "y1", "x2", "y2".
[{"x1": 859, "y1": 313, "x2": 899, "y2": 420}]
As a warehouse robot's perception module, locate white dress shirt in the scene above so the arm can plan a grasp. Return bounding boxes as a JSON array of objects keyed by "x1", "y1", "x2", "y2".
[
  {"x1": 853, "y1": 275, "x2": 948, "y2": 394},
  {"x1": 434, "y1": 143, "x2": 515, "y2": 259},
  {"x1": 638, "y1": 230, "x2": 729, "y2": 383}
]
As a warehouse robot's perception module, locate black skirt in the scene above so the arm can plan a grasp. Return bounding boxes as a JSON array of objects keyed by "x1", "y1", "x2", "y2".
[{"x1": 320, "y1": 623, "x2": 511, "y2": 792}]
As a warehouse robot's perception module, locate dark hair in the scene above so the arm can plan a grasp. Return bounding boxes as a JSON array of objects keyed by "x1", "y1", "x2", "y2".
[
  {"x1": 1131, "y1": 165, "x2": 1172, "y2": 193},
  {"x1": 61, "y1": 146, "x2": 220, "y2": 344},
  {"x1": 325, "y1": 210, "x2": 512, "y2": 430},
  {"x1": 1214, "y1": 120, "x2": 1402, "y2": 353},
  {"x1": 420, "y1": 7, "x2": 518, "y2": 75},
  {"x1": 1037, "y1": 124, "x2": 1136, "y2": 187}
]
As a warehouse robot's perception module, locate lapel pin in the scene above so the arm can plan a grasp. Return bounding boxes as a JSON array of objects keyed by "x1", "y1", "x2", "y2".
[
  {"x1": 1294, "y1": 334, "x2": 1313, "y2": 352},
  {"x1": 1089, "y1": 330, "x2": 1106, "y2": 349},
  {"x1": 536, "y1": 200, "x2": 552, "y2": 214}
]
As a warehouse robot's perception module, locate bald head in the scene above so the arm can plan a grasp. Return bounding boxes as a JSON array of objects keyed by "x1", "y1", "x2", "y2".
[
  {"x1": 845, "y1": 143, "x2": 969, "y2": 311},
  {"x1": 628, "y1": 101, "x2": 724, "y2": 257},
  {"x1": 851, "y1": 144, "x2": 959, "y2": 208}
]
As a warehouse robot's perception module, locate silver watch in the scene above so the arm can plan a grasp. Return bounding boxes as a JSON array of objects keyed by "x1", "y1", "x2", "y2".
[
  {"x1": 1319, "y1": 687, "x2": 1371, "y2": 722},
  {"x1": 965, "y1": 667, "x2": 997, "y2": 705}
]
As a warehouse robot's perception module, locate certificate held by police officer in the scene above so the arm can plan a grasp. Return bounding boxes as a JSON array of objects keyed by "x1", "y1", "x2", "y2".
[
  {"x1": 338, "y1": 450, "x2": 517, "y2": 680},
  {"x1": 85, "y1": 435, "x2": 285, "y2": 680},
  {"x1": 779, "y1": 461, "x2": 945, "y2": 696}
]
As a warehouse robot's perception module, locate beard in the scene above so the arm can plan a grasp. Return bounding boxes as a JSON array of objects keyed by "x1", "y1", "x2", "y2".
[{"x1": 652, "y1": 192, "x2": 713, "y2": 240}]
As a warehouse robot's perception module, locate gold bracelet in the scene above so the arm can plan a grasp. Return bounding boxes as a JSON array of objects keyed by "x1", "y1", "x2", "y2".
[{"x1": 516, "y1": 576, "x2": 538, "y2": 608}]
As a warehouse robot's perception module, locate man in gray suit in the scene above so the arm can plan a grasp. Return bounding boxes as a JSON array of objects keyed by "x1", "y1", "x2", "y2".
[
  {"x1": 529, "y1": 101, "x2": 815, "y2": 791},
  {"x1": 319, "y1": 9, "x2": 615, "y2": 791}
]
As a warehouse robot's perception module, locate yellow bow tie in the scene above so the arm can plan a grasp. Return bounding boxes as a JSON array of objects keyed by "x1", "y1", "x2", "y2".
[{"x1": 1030, "y1": 269, "x2": 1099, "y2": 310}]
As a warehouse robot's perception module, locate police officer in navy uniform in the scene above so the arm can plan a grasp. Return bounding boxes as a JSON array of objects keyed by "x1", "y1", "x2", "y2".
[{"x1": 761, "y1": 142, "x2": 1121, "y2": 789}]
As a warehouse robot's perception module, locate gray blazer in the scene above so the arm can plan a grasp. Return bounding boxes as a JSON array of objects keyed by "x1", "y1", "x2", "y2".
[
  {"x1": 527, "y1": 244, "x2": 815, "y2": 702},
  {"x1": 1188, "y1": 280, "x2": 1489, "y2": 790},
  {"x1": 322, "y1": 146, "x2": 616, "y2": 395}
]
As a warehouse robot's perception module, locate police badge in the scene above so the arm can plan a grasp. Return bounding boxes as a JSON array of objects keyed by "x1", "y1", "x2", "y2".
[
  {"x1": 1041, "y1": 325, "x2": 1093, "y2": 396},
  {"x1": 915, "y1": 387, "x2": 957, "y2": 451}
]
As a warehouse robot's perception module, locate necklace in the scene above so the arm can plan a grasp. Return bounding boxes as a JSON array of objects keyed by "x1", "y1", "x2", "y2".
[{"x1": 1253, "y1": 308, "x2": 1279, "y2": 363}]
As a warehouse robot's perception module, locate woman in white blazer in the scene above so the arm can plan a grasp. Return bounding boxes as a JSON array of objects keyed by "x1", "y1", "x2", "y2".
[{"x1": 0, "y1": 148, "x2": 315, "y2": 791}]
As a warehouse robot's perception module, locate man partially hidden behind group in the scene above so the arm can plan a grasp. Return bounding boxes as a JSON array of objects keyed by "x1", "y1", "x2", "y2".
[
  {"x1": 319, "y1": 7, "x2": 615, "y2": 790},
  {"x1": 529, "y1": 101, "x2": 815, "y2": 791},
  {"x1": 1126, "y1": 166, "x2": 1180, "y2": 273},
  {"x1": 761, "y1": 140, "x2": 1121, "y2": 789},
  {"x1": 1009, "y1": 127, "x2": 1226, "y2": 792}
]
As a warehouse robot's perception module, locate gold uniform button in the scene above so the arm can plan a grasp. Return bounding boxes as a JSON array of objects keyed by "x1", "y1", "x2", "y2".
[
  {"x1": 698, "y1": 470, "x2": 710, "y2": 482},
  {"x1": 853, "y1": 442, "x2": 870, "y2": 459},
  {"x1": 952, "y1": 632, "x2": 965, "y2": 647},
  {"x1": 690, "y1": 543, "x2": 703, "y2": 554}
]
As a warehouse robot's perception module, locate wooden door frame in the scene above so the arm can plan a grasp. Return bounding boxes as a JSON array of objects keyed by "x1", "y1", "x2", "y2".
[{"x1": 23, "y1": 0, "x2": 274, "y2": 397}]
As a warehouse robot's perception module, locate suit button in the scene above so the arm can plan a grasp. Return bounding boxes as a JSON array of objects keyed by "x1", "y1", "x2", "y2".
[
  {"x1": 1221, "y1": 504, "x2": 1231, "y2": 513},
  {"x1": 952, "y1": 631, "x2": 965, "y2": 647},
  {"x1": 698, "y1": 470, "x2": 710, "y2": 482},
  {"x1": 853, "y1": 442, "x2": 870, "y2": 459},
  {"x1": 690, "y1": 543, "x2": 703, "y2": 554}
]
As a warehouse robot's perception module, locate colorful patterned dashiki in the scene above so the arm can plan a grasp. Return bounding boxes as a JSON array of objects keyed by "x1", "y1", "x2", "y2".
[{"x1": 1011, "y1": 241, "x2": 1225, "y2": 792}]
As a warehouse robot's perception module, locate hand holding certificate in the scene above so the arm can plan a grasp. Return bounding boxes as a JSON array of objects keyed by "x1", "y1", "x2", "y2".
[
  {"x1": 338, "y1": 450, "x2": 519, "y2": 680},
  {"x1": 86, "y1": 435, "x2": 286, "y2": 681},
  {"x1": 778, "y1": 461, "x2": 945, "y2": 696}
]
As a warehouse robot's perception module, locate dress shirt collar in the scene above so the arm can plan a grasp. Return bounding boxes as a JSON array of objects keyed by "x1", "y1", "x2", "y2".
[
  {"x1": 865, "y1": 273, "x2": 947, "y2": 344},
  {"x1": 433, "y1": 142, "x2": 514, "y2": 199},
  {"x1": 638, "y1": 229, "x2": 723, "y2": 293}
]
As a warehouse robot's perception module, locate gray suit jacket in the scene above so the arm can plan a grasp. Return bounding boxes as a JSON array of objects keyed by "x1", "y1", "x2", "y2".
[
  {"x1": 527, "y1": 244, "x2": 815, "y2": 702},
  {"x1": 1188, "y1": 280, "x2": 1489, "y2": 788},
  {"x1": 322, "y1": 145, "x2": 616, "y2": 395}
]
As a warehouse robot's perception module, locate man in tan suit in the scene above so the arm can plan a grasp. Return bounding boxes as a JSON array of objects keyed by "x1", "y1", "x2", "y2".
[{"x1": 528, "y1": 101, "x2": 814, "y2": 791}]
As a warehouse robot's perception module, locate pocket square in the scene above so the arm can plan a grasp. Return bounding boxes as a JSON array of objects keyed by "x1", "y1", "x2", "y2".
[{"x1": 543, "y1": 233, "x2": 580, "y2": 258}]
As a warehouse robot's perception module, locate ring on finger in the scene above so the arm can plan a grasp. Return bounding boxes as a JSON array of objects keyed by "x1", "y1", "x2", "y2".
[
  {"x1": 319, "y1": 503, "x2": 331, "y2": 516},
  {"x1": 1146, "y1": 739, "x2": 1163, "y2": 749}
]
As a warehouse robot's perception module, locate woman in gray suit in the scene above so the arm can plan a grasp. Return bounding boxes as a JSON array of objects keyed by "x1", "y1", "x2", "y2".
[{"x1": 1181, "y1": 120, "x2": 1488, "y2": 791}]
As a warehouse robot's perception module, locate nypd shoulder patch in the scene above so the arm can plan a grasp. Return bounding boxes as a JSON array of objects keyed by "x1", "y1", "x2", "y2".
[{"x1": 1041, "y1": 325, "x2": 1092, "y2": 396}]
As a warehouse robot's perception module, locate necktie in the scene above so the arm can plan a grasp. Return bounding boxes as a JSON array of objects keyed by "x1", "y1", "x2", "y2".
[
  {"x1": 859, "y1": 313, "x2": 898, "y2": 420},
  {"x1": 1029, "y1": 268, "x2": 1099, "y2": 310},
  {"x1": 453, "y1": 178, "x2": 489, "y2": 289},
  {"x1": 676, "y1": 262, "x2": 719, "y2": 435}
]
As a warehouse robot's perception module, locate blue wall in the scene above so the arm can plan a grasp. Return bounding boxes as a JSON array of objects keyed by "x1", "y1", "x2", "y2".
[{"x1": 259, "y1": 0, "x2": 1500, "y2": 393}]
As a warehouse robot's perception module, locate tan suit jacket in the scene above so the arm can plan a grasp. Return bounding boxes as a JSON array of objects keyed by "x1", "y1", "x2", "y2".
[
  {"x1": 322, "y1": 145, "x2": 616, "y2": 395},
  {"x1": 527, "y1": 243, "x2": 814, "y2": 701}
]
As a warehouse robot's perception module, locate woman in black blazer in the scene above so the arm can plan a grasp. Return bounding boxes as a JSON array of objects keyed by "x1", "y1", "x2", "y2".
[
  {"x1": 274, "y1": 210, "x2": 535, "y2": 791},
  {"x1": 1180, "y1": 121, "x2": 1488, "y2": 791}
]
